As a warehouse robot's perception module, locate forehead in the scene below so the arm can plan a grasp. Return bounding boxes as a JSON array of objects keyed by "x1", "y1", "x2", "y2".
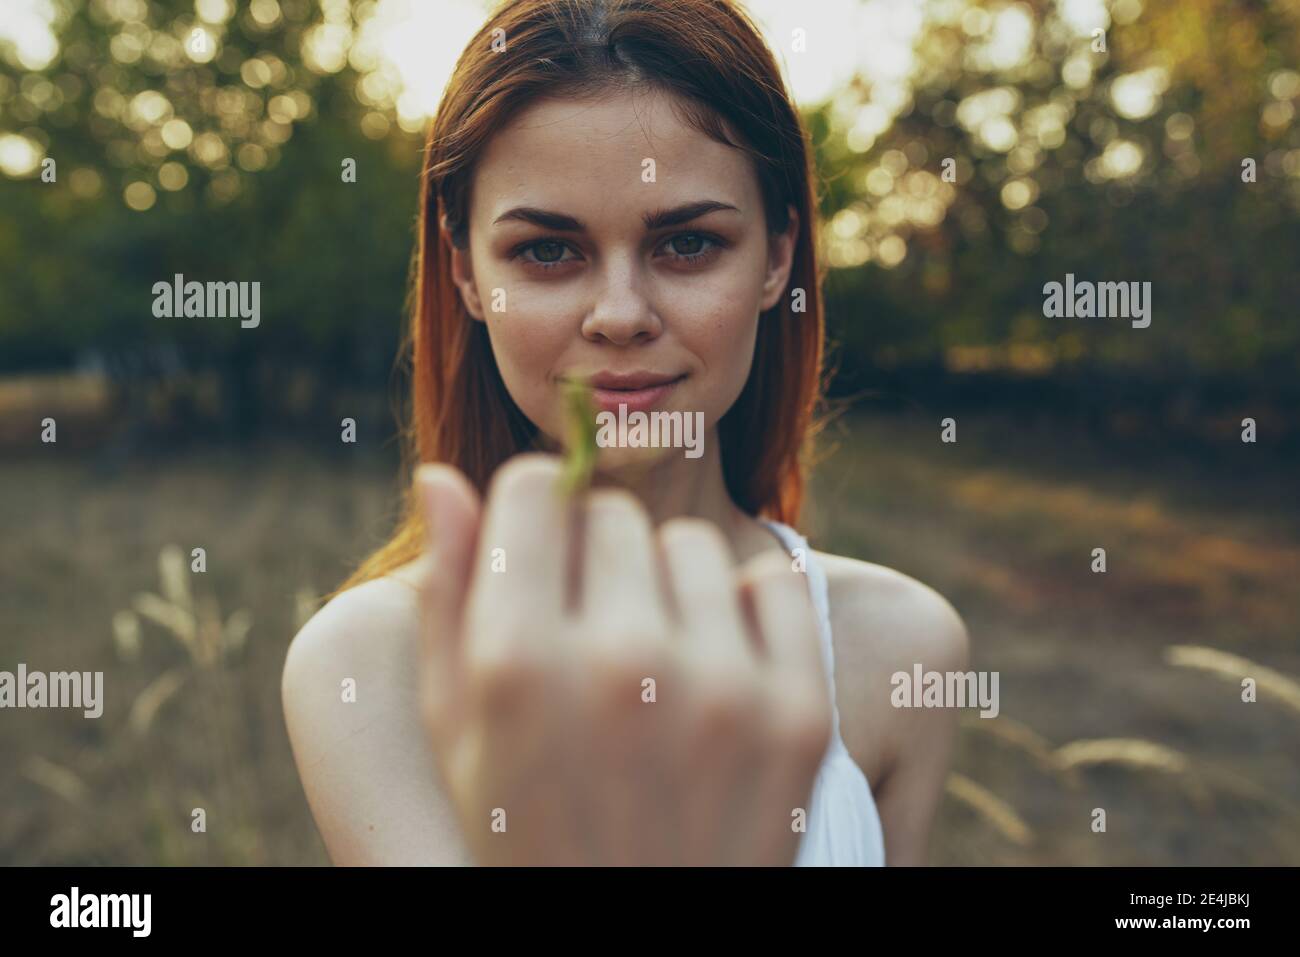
[{"x1": 470, "y1": 88, "x2": 760, "y2": 223}]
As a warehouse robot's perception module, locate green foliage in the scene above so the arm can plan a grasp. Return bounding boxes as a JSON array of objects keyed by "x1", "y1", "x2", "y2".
[{"x1": 1, "y1": 0, "x2": 1297, "y2": 405}]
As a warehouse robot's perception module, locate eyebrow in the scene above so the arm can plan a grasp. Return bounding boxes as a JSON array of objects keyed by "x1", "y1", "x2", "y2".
[{"x1": 492, "y1": 199, "x2": 741, "y2": 232}]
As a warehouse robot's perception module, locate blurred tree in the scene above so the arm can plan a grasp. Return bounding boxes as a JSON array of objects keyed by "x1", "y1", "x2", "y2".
[
  {"x1": 811, "y1": 0, "x2": 1300, "y2": 394},
  {"x1": 1, "y1": 0, "x2": 1297, "y2": 440}
]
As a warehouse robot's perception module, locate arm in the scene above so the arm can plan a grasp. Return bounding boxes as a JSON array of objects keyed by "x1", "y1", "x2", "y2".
[
  {"x1": 281, "y1": 576, "x2": 474, "y2": 866},
  {"x1": 871, "y1": 584, "x2": 969, "y2": 865}
]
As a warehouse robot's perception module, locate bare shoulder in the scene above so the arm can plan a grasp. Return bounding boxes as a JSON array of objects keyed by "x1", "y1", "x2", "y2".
[
  {"x1": 810, "y1": 551, "x2": 969, "y2": 863},
  {"x1": 281, "y1": 559, "x2": 472, "y2": 865},
  {"x1": 810, "y1": 550, "x2": 969, "y2": 784},
  {"x1": 816, "y1": 551, "x2": 968, "y2": 670},
  {"x1": 289, "y1": 566, "x2": 423, "y2": 647},
  {"x1": 282, "y1": 566, "x2": 424, "y2": 742}
]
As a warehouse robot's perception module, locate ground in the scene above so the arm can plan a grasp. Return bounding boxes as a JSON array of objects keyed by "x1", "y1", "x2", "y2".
[{"x1": 2, "y1": 411, "x2": 1296, "y2": 864}]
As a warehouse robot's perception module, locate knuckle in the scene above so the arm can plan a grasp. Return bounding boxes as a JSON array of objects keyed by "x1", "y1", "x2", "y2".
[
  {"x1": 586, "y1": 639, "x2": 670, "y2": 703},
  {"x1": 770, "y1": 689, "x2": 834, "y2": 763},
  {"x1": 690, "y1": 671, "x2": 763, "y2": 739},
  {"x1": 465, "y1": 641, "x2": 542, "y2": 712}
]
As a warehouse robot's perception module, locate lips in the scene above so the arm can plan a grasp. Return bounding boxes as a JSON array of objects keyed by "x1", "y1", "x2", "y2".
[{"x1": 579, "y1": 371, "x2": 686, "y2": 415}]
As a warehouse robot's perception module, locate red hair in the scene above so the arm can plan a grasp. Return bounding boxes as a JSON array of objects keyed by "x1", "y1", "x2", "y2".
[{"x1": 340, "y1": 0, "x2": 827, "y2": 591}]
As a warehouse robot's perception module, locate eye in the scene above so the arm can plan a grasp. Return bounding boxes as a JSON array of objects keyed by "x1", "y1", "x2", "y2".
[
  {"x1": 513, "y1": 238, "x2": 578, "y2": 272},
  {"x1": 510, "y1": 231, "x2": 727, "y2": 273},
  {"x1": 658, "y1": 232, "x2": 725, "y2": 266}
]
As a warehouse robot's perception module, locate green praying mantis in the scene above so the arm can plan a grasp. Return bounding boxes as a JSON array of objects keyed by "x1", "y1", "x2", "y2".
[
  {"x1": 557, "y1": 376, "x2": 675, "y2": 496},
  {"x1": 559, "y1": 376, "x2": 599, "y2": 495}
]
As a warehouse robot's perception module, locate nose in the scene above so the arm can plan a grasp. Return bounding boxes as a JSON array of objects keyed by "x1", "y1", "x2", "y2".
[{"x1": 580, "y1": 254, "x2": 662, "y2": 346}]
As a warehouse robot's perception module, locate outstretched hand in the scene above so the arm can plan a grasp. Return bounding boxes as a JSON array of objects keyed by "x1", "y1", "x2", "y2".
[{"x1": 414, "y1": 453, "x2": 832, "y2": 865}]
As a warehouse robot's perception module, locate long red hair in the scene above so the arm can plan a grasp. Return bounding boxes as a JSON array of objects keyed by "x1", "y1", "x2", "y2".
[{"x1": 340, "y1": 0, "x2": 828, "y2": 591}]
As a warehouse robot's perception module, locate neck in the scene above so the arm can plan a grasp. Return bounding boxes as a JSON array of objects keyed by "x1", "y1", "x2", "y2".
[{"x1": 587, "y1": 426, "x2": 780, "y2": 562}]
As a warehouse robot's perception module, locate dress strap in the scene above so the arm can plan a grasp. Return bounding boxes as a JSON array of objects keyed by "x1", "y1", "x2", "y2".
[{"x1": 757, "y1": 519, "x2": 841, "y2": 724}]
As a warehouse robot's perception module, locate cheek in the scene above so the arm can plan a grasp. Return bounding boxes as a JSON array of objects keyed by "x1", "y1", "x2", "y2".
[
  {"x1": 481, "y1": 303, "x2": 573, "y2": 438},
  {"x1": 473, "y1": 259, "x2": 571, "y2": 367},
  {"x1": 662, "y1": 262, "x2": 765, "y2": 377},
  {"x1": 484, "y1": 312, "x2": 562, "y2": 383},
  {"x1": 486, "y1": 308, "x2": 566, "y2": 364}
]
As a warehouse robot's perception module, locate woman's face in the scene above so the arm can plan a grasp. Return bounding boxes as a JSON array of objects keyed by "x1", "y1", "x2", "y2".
[{"x1": 447, "y1": 86, "x2": 798, "y2": 457}]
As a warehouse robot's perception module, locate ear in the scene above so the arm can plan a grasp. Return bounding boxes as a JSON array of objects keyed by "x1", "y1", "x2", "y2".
[
  {"x1": 759, "y1": 203, "x2": 799, "y2": 313},
  {"x1": 443, "y1": 219, "x2": 486, "y2": 321}
]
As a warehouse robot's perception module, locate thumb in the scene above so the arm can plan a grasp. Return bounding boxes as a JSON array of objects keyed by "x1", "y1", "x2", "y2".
[{"x1": 414, "y1": 463, "x2": 482, "y2": 729}]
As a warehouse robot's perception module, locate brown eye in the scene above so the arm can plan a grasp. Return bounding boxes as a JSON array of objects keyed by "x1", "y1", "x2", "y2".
[
  {"x1": 659, "y1": 232, "x2": 724, "y2": 266},
  {"x1": 669, "y1": 234, "x2": 704, "y2": 256},
  {"x1": 533, "y1": 241, "x2": 565, "y2": 263}
]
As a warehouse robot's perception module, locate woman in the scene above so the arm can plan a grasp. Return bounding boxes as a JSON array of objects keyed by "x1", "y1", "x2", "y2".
[{"x1": 282, "y1": 0, "x2": 968, "y2": 866}]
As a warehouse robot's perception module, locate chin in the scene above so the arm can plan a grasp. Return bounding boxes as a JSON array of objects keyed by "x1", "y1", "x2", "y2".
[{"x1": 591, "y1": 443, "x2": 682, "y2": 477}]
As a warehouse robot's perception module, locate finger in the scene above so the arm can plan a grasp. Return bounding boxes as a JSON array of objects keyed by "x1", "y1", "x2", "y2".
[
  {"x1": 580, "y1": 489, "x2": 669, "y2": 642},
  {"x1": 737, "y1": 552, "x2": 834, "y2": 832},
  {"x1": 657, "y1": 518, "x2": 749, "y2": 658},
  {"x1": 736, "y1": 550, "x2": 825, "y2": 685},
  {"x1": 471, "y1": 453, "x2": 571, "y2": 622},
  {"x1": 417, "y1": 463, "x2": 482, "y2": 638},
  {"x1": 415, "y1": 463, "x2": 483, "y2": 730}
]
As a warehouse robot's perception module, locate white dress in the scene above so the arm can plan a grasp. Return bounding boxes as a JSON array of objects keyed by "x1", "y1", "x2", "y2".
[{"x1": 760, "y1": 519, "x2": 887, "y2": 867}]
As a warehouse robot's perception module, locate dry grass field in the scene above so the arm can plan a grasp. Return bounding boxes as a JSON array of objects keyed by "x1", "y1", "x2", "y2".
[{"x1": 2, "y1": 411, "x2": 1297, "y2": 865}]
